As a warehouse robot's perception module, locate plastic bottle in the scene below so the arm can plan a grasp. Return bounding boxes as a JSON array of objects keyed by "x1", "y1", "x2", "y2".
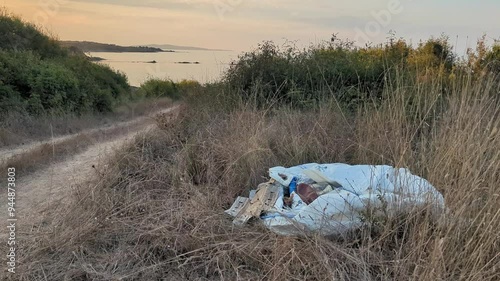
[{"x1": 289, "y1": 177, "x2": 297, "y2": 194}]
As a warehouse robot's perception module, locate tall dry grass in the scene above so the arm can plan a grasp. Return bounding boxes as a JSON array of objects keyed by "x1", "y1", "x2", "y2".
[
  {"x1": 0, "y1": 97, "x2": 172, "y2": 148},
  {"x1": 10, "y1": 72, "x2": 500, "y2": 280}
]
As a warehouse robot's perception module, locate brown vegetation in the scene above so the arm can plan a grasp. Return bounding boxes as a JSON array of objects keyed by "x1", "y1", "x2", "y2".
[
  {"x1": 0, "y1": 97, "x2": 172, "y2": 148},
  {"x1": 9, "y1": 72, "x2": 500, "y2": 280},
  {"x1": 0, "y1": 98, "x2": 173, "y2": 182}
]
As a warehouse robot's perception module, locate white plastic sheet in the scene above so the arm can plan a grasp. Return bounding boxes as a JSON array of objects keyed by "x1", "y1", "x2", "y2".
[{"x1": 261, "y1": 163, "x2": 445, "y2": 236}]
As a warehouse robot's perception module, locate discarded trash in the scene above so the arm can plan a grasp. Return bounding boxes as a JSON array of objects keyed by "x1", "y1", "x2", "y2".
[{"x1": 225, "y1": 163, "x2": 445, "y2": 236}]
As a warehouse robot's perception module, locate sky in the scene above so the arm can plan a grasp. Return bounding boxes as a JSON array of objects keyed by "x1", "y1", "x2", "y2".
[{"x1": 4, "y1": 0, "x2": 500, "y2": 53}]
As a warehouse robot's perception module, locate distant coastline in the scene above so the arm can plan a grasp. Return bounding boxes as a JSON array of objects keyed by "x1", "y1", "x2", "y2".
[
  {"x1": 62, "y1": 41, "x2": 172, "y2": 53},
  {"x1": 61, "y1": 40, "x2": 231, "y2": 53},
  {"x1": 146, "y1": 44, "x2": 231, "y2": 51}
]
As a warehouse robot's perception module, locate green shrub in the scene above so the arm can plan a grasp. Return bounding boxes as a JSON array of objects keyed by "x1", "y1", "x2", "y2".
[
  {"x1": 93, "y1": 89, "x2": 115, "y2": 112},
  {"x1": 0, "y1": 84, "x2": 24, "y2": 116},
  {"x1": 224, "y1": 39, "x2": 399, "y2": 108},
  {"x1": 0, "y1": 11, "x2": 66, "y2": 58},
  {"x1": 0, "y1": 13, "x2": 131, "y2": 117},
  {"x1": 139, "y1": 79, "x2": 180, "y2": 100},
  {"x1": 177, "y1": 79, "x2": 202, "y2": 97},
  {"x1": 29, "y1": 61, "x2": 79, "y2": 113},
  {"x1": 223, "y1": 36, "x2": 461, "y2": 110},
  {"x1": 484, "y1": 44, "x2": 500, "y2": 74},
  {"x1": 26, "y1": 93, "x2": 44, "y2": 115}
]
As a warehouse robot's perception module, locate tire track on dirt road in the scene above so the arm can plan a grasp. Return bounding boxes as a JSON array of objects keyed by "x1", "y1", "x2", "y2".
[{"x1": 0, "y1": 106, "x2": 178, "y2": 241}]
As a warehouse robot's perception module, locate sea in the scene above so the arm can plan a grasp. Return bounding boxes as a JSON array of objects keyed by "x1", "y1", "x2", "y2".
[{"x1": 89, "y1": 50, "x2": 238, "y2": 86}]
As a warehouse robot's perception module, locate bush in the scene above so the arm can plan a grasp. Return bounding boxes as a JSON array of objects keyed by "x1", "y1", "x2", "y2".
[
  {"x1": 223, "y1": 36, "x2": 461, "y2": 109},
  {"x1": 93, "y1": 89, "x2": 115, "y2": 112},
  {"x1": 177, "y1": 79, "x2": 202, "y2": 97},
  {"x1": 139, "y1": 79, "x2": 180, "y2": 100},
  {"x1": 29, "y1": 61, "x2": 79, "y2": 113},
  {"x1": 0, "y1": 13, "x2": 131, "y2": 117},
  {"x1": 484, "y1": 44, "x2": 500, "y2": 74},
  {"x1": 0, "y1": 10, "x2": 66, "y2": 58},
  {"x1": 0, "y1": 84, "x2": 23, "y2": 116}
]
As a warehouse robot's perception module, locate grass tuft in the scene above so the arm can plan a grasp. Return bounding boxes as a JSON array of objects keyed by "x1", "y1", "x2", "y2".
[{"x1": 10, "y1": 72, "x2": 500, "y2": 280}]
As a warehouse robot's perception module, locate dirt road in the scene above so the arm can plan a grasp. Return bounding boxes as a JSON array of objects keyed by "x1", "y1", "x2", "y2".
[{"x1": 0, "y1": 106, "x2": 177, "y2": 237}]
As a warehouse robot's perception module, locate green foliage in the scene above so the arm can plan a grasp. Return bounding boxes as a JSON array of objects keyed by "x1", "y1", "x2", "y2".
[
  {"x1": 93, "y1": 89, "x2": 115, "y2": 112},
  {"x1": 0, "y1": 12, "x2": 66, "y2": 58},
  {"x1": 409, "y1": 37, "x2": 454, "y2": 70},
  {"x1": 26, "y1": 93, "x2": 44, "y2": 115},
  {"x1": 484, "y1": 44, "x2": 500, "y2": 74},
  {"x1": 139, "y1": 79, "x2": 180, "y2": 100},
  {"x1": 225, "y1": 40, "x2": 398, "y2": 108},
  {"x1": 177, "y1": 79, "x2": 202, "y2": 97},
  {"x1": 30, "y1": 61, "x2": 79, "y2": 113},
  {"x1": 0, "y1": 13, "x2": 130, "y2": 118},
  {"x1": 0, "y1": 84, "x2": 23, "y2": 111},
  {"x1": 223, "y1": 35, "x2": 461, "y2": 109}
]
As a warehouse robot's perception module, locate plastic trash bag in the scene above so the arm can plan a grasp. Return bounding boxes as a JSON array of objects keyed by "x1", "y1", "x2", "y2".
[{"x1": 226, "y1": 163, "x2": 445, "y2": 236}]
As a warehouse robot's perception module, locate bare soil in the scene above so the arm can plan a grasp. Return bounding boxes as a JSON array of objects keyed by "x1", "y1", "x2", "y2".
[{"x1": 0, "y1": 106, "x2": 177, "y2": 238}]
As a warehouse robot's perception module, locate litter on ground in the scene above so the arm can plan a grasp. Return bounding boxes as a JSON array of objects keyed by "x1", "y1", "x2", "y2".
[{"x1": 225, "y1": 163, "x2": 445, "y2": 236}]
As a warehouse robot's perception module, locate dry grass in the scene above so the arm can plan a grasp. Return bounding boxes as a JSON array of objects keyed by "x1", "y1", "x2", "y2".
[
  {"x1": 10, "y1": 73, "x2": 500, "y2": 280},
  {"x1": 0, "y1": 97, "x2": 172, "y2": 148},
  {"x1": 0, "y1": 117, "x2": 150, "y2": 177},
  {"x1": 0, "y1": 98, "x2": 173, "y2": 178}
]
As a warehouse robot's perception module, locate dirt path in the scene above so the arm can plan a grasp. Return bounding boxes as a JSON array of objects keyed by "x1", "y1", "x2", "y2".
[
  {"x1": 0, "y1": 106, "x2": 177, "y2": 237},
  {"x1": 0, "y1": 109, "x2": 166, "y2": 161}
]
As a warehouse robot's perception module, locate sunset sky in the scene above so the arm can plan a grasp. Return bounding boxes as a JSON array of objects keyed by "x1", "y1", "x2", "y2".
[{"x1": 5, "y1": 0, "x2": 500, "y2": 53}]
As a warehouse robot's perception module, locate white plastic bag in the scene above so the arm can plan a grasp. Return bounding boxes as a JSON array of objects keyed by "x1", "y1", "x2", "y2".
[{"x1": 261, "y1": 163, "x2": 444, "y2": 235}]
